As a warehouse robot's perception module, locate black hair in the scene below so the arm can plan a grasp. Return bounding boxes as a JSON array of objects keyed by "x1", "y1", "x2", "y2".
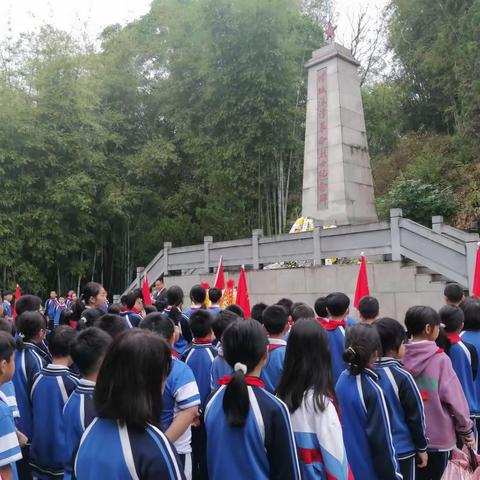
[
  {"x1": 48, "y1": 325, "x2": 77, "y2": 358},
  {"x1": 64, "y1": 300, "x2": 84, "y2": 326},
  {"x1": 95, "y1": 329, "x2": 171, "y2": 430},
  {"x1": 189, "y1": 310, "x2": 213, "y2": 338},
  {"x1": 139, "y1": 313, "x2": 175, "y2": 341},
  {"x1": 167, "y1": 286, "x2": 184, "y2": 307},
  {"x1": 250, "y1": 303, "x2": 267, "y2": 323},
  {"x1": 314, "y1": 296, "x2": 328, "y2": 318},
  {"x1": 120, "y1": 295, "x2": 127, "y2": 306},
  {"x1": 144, "y1": 304, "x2": 157, "y2": 315},
  {"x1": 262, "y1": 305, "x2": 288, "y2": 335},
  {"x1": 439, "y1": 305, "x2": 464, "y2": 333},
  {"x1": 461, "y1": 297, "x2": 480, "y2": 331},
  {"x1": 15, "y1": 295, "x2": 42, "y2": 316},
  {"x1": 404, "y1": 306, "x2": 440, "y2": 338},
  {"x1": 94, "y1": 314, "x2": 128, "y2": 339},
  {"x1": 291, "y1": 304, "x2": 315, "y2": 323},
  {"x1": 343, "y1": 323, "x2": 381, "y2": 375},
  {"x1": 78, "y1": 307, "x2": 104, "y2": 331},
  {"x1": 358, "y1": 296, "x2": 379, "y2": 320},
  {"x1": 326, "y1": 292, "x2": 350, "y2": 317},
  {"x1": 226, "y1": 304, "x2": 244, "y2": 318},
  {"x1": 16, "y1": 311, "x2": 45, "y2": 347},
  {"x1": 209, "y1": 288, "x2": 222, "y2": 304},
  {"x1": 132, "y1": 288, "x2": 143, "y2": 300},
  {"x1": 444, "y1": 283, "x2": 464, "y2": 304},
  {"x1": 107, "y1": 303, "x2": 123, "y2": 315},
  {"x1": 222, "y1": 320, "x2": 268, "y2": 427},
  {"x1": 0, "y1": 332, "x2": 15, "y2": 362},
  {"x1": 277, "y1": 319, "x2": 332, "y2": 412},
  {"x1": 375, "y1": 317, "x2": 406, "y2": 355},
  {"x1": 276, "y1": 298, "x2": 293, "y2": 316},
  {"x1": 125, "y1": 292, "x2": 139, "y2": 310},
  {"x1": 190, "y1": 285, "x2": 206, "y2": 305},
  {"x1": 212, "y1": 310, "x2": 238, "y2": 342},
  {"x1": 71, "y1": 327, "x2": 112, "y2": 376},
  {"x1": 81, "y1": 282, "x2": 103, "y2": 306},
  {"x1": 0, "y1": 318, "x2": 15, "y2": 336}
]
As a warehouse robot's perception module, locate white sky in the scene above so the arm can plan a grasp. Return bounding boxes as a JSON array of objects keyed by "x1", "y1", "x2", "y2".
[{"x1": 0, "y1": 0, "x2": 389, "y2": 44}]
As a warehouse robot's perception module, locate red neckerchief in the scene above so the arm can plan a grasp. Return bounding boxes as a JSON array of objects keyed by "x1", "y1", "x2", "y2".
[
  {"x1": 127, "y1": 307, "x2": 141, "y2": 315},
  {"x1": 318, "y1": 318, "x2": 346, "y2": 331},
  {"x1": 269, "y1": 344, "x2": 284, "y2": 352},
  {"x1": 218, "y1": 376, "x2": 265, "y2": 388},
  {"x1": 445, "y1": 332, "x2": 462, "y2": 344},
  {"x1": 171, "y1": 350, "x2": 181, "y2": 359},
  {"x1": 193, "y1": 337, "x2": 212, "y2": 345}
]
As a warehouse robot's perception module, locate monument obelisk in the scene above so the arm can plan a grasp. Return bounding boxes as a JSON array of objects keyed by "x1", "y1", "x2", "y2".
[{"x1": 302, "y1": 40, "x2": 378, "y2": 225}]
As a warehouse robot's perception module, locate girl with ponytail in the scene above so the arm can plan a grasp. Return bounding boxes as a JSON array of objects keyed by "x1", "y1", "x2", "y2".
[
  {"x1": 335, "y1": 323, "x2": 402, "y2": 480},
  {"x1": 204, "y1": 320, "x2": 301, "y2": 480}
]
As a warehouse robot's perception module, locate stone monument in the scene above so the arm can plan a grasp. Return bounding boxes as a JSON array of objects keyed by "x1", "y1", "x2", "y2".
[{"x1": 302, "y1": 42, "x2": 378, "y2": 225}]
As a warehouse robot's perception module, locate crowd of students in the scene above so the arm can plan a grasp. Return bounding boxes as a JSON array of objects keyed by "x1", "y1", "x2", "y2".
[{"x1": 0, "y1": 279, "x2": 478, "y2": 479}]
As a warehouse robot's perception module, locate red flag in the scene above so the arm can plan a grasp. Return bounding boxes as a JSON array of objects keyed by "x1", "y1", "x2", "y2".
[
  {"x1": 235, "y1": 265, "x2": 251, "y2": 318},
  {"x1": 472, "y1": 244, "x2": 480, "y2": 297},
  {"x1": 214, "y1": 256, "x2": 225, "y2": 290},
  {"x1": 354, "y1": 254, "x2": 370, "y2": 309},
  {"x1": 13, "y1": 284, "x2": 21, "y2": 321},
  {"x1": 142, "y1": 274, "x2": 152, "y2": 305}
]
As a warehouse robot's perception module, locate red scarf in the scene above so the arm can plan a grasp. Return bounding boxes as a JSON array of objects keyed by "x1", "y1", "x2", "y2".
[
  {"x1": 171, "y1": 350, "x2": 181, "y2": 359},
  {"x1": 268, "y1": 343, "x2": 284, "y2": 352},
  {"x1": 218, "y1": 376, "x2": 265, "y2": 388},
  {"x1": 445, "y1": 332, "x2": 462, "y2": 344},
  {"x1": 193, "y1": 337, "x2": 212, "y2": 345},
  {"x1": 317, "y1": 318, "x2": 346, "y2": 331}
]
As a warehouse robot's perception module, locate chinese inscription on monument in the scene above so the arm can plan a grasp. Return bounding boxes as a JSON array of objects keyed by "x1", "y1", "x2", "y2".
[{"x1": 317, "y1": 68, "x2": 328, "y2": 209}]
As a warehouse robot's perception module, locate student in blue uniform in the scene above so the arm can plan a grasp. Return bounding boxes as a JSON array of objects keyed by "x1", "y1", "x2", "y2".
[
  {"x1": 210, "y1": 310, "x2": 238, "y2": 391},
  {"x1": 277, "y1": 319, "x2": 350, "y2": 480},
  {"x1": 2, "y1": 292, "x2": 14, "y2": 320},
  {"x1": 0, "y1": 319, "x2": 19, "y2": 422},
  {"x1": 183, "y1": 285, "x2": 206, "y2": 319},
  {"x1": 12, "y1": 310, "x2": 48, "y2": 478},
  {"x1": 320, "y1": 292, "x2": 353, "y2": 384},
  {"x1": 119, "y1": 292, "x2": 144, "y2": 328},
  {"x1": 182, "y1": 310, "x2": 217, "y2": 480},
  {"x1": 260, "y1": 305, "x2": 288, "y2": 393},
  {"x1": 74, "y1": 329, "x2": 185, "y2": 480},
  {"x1": 208, "y1": 288, "x2": 223, "y2": 316},
  {"x1": 374, "y1": 317, "x2": 428, "y2": 480},
  {"x1": 53, "y1": 296, "x2": 67, "y2": 329},
  {"x1": 335, "y1": 323, "x2": 402, "y2": 480},
  {"x1": 0, "y1": 332, "x2": 23, "y2": 480},
  {"x1": 63, "y1": 327, "x2": 112, "y2": 480},
  {"x1": 358, "y1": 296, "x2": 380, "y2": 324},
  {"x1": 439, "y1": 305, "x2": 479, "y2": 423},
  {"x1": 461, "y1": 297, "x2": 480, "y2": 434},
  {"x1": 30, "y1": 326, "x2": 78, "y2": 479},
  {"x1": 205, "y1": 319, "x2": 301, "y2": 480},
  {"x1": 163, "y1": 286, "x2": 192, "y2": 355},
  {"x1": 140, "y1": 313, "x2": 200, "y2": 480}
]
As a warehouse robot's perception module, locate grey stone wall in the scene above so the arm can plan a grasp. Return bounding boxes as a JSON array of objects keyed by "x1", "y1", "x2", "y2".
[{"x1": 164, "y1": 261, "x2": 445, "y2": 323}]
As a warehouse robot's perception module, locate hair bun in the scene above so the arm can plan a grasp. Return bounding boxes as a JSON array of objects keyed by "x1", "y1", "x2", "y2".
[{"x1": 234, "y1": 362, "x2": 247, "y2": 374}]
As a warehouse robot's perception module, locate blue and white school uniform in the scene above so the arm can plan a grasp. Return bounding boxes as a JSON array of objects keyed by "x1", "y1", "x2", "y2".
[
  {"x1": 208, "y1": 306, "x2": 222, "y2": 316},
  {"x1": 182, "y1": 341, "x2": 217, "y2": 410},
  {"x1": 2, "y1": 301, "x2": 12, "y2": 318},
  {"x1": 30, "y1": 364, "x2": 79, "y2": 478},
  {"x1": 374, "y1": 358, "x2": 428, "y2": 479},
  {"x1": 461, "y1": 330, "x2": 480, "y2": 422},
  {"x1": 12, "y1": 343, "x2": 47, "y2": 439},
  {"x1": 0, "y1": 390, "x2": 22, "y2": 480},
  {"x1": 289, "y1": 389, "x2": 349, "y2": 480},
  {"x1": 0, "y1": 381, "x2": 20, "y2": 420},
  {"x1": 318, "y1": 319, "x2": 348, "y2": 385},
  {"x1": 163, "y1": 308, "x2": 192, "y2": 355},
  {"x1": 162, "y1": 356, "x2": 201, "y2": 477},
  {"x1": 210, "y1": 344, "x2": 232, "y2": 391},
  {"x1": 335, "y1": 368, "x2": 402, "y2": 480},
  {"x1": 204, "y1": 377, "x2": 301, "y2": 480},
  {"x1": 120, "y1": 310, "x2": 143, "y2": 328},
  {"x1": 260, "y1": 338, "x2": 286, "y2": 393},
  {"x1": 74, "y1": 418, "x2": 185, "y2": 479},
  {"x1": 63, "y1": 379, "x2": 96, "y2": 480},
  {"x1": 447, "y1": 333, "x2": 479, "y2": 417},
  {"x1": 53, "y1": 304, "x2": 67, "y2": 328},
  {"x1": 44, "y1": 299, "x2": 58, "y2": 322}
]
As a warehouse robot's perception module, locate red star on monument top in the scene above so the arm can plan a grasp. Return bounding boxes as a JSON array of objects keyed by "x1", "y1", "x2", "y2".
[{"x1": 325, "y1": 21, "x2": 337, "y2": 43}]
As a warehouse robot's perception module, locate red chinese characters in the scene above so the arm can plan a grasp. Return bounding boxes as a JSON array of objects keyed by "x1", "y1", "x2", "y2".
[{"x1": 317, "y1": 68, "x2": 328, "y2": 209}]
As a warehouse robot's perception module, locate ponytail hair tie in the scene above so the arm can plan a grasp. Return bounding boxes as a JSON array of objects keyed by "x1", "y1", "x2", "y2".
[
  {"x1": 234, "y1": 362, "x2": 247, "y2": 374},
  {"x1": 18, "y1": 332, "x2": 25, "y2": 339},
  {"x1": 347, "y1": 346, "x2": 357, "y2": 356}
]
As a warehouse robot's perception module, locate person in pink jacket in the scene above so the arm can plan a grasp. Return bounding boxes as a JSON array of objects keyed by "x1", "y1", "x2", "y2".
[{"x1": 403, "y1": 305, "x2": 475, "y2": 480}]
